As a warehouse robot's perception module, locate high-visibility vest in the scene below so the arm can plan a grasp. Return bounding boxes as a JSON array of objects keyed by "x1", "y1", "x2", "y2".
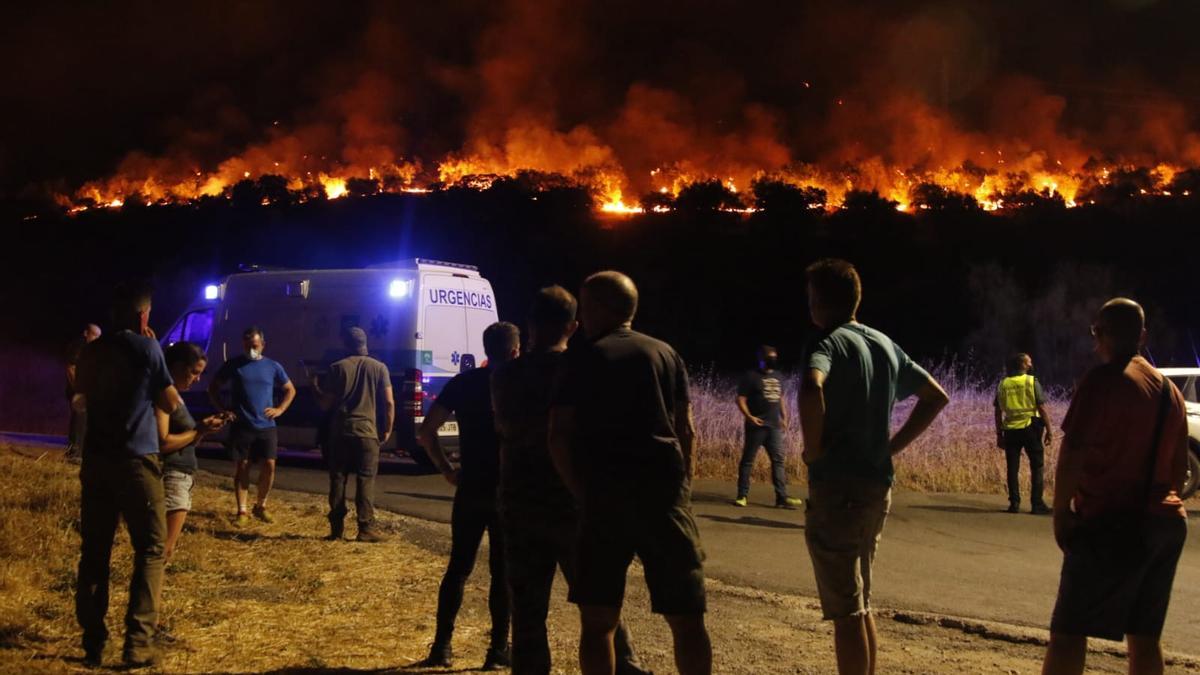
[{"x1": 997, "y1": 374, "x2": 1040, "y2": 430}]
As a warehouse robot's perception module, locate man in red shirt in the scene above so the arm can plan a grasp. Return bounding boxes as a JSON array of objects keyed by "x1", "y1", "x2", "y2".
[{"x1": 1042, "y1": 298, "x2": 1189, "y2": 675}]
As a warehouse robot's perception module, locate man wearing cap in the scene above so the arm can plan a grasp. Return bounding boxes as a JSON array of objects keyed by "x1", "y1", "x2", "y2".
[{"x1": 315, "y1": 327, "x2": 395, "y2": 542}]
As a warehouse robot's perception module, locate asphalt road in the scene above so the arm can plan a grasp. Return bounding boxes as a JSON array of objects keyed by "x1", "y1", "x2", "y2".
[{"x1": 8, "y1": 432, "x2": 1199, "y2": 655}]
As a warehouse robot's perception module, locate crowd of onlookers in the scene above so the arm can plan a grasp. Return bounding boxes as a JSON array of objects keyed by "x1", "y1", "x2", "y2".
[{"x1": 66, "y1": 259, "x2": 1189, "y2": 675}]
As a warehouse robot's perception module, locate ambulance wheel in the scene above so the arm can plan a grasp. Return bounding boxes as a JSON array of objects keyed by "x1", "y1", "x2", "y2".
[{"x1": 1181, "y1": 443, "x2": 1200, "y2": 500}]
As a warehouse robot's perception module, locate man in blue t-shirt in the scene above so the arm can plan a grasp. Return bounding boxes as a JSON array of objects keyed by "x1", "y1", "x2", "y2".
[
  {"x1": 208, "y1": 326, "x2": 295, "y2": 526},
  {"x1": 799, "y1": 259, "x2": 949, "y2": 675},
  {"x1": 74, "y1": 282, "x2": 181, "y2": 668}
]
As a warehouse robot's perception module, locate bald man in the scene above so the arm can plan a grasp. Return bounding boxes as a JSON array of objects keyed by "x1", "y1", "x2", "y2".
[
  {"x1": 65, "y1": 323, "x2": 102, "y2": 462},
  {"x1": 1042, "y1": 298, "x2": 1189, "y2": 675},
  {"x1": 550, "y1": 271, "x2": 712, "y2": 675}
]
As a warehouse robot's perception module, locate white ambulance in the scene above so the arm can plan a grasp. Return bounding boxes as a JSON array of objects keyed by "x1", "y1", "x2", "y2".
[{"x1": 159, "y1": 259, "x2": 500, "y2": 468}]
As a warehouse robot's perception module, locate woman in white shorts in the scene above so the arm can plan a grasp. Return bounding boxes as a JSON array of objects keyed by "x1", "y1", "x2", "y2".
[{"x1": 157, "y1": 341, "x2": 227, "y2": 559}]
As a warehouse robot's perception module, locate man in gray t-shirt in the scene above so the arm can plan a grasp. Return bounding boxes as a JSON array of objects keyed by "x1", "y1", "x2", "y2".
[
  {"x1": 316, "y1": 327, "x2": 394, "y2": 541},
  {"x1": 799, "y1": 259, "x2": 948, "y2": 675}
]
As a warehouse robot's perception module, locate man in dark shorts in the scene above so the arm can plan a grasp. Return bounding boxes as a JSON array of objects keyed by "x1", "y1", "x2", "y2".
[
  {"x1": 417, "y1": 322, "x2": 519, "y2": 670},
  {"x1": 492, "y1": 286, "x2": 649, "y2": 675},
  {"x1": 550, "y1": 270, "x2": 712, "y2": 675},
  {"x1": 994, "y1": 352, "x2": 1053, "y2": 514},
  {"x1": 799, "y1": 259, "x2": 948, "y2": 675},
  {"x1": 208, "y1": 326, "x2": 296, "y2": 526},
  {"x1": 64, "y1": 323, "x2": 102, "y2": 462},
  {"x1": 74, "y1": 282, "x2": 181, "y2": 668},
  {"x1": 734, "y1": 345, "x2": 802, "y2": 508},
  {"x1": 315, "y1": 327, "x2": 394, "y2": 542},
  {"x1": 1042, "y1": 298, "x2": 1189, "y2": 675}
]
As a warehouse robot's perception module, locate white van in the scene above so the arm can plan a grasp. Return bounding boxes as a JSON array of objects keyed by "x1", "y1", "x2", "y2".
[{"x1": 160, "y1": 259, "x2": 500, "y2": 468}]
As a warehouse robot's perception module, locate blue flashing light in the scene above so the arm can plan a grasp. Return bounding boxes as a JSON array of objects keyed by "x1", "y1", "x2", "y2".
[
  {"x1": 203, "y1": 284, "x2": 220, "y2": 300},
  {"x1": 389, "y1": 278, "x2": 411, "y2": 299}
]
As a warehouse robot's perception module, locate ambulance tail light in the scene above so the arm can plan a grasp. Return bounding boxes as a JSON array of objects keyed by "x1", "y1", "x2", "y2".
[{"x1": 402, "y1": 368, "x2": 424, "y2": 416}]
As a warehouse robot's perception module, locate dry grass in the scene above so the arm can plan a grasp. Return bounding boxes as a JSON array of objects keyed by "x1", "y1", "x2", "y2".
[
  {"x1": 0, "y1": 444, "x2": 482, "y2": 673},
  {"x1": 690, "y1": 367, "x2": 1068, "y2": 494},
  {"x1": 0, "y1": 444, "x2": 1186, "y2": 674}
]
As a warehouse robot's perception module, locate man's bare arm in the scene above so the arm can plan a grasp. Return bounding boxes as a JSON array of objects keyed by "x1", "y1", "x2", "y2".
[
  {"x1": 418, "y1": 403, "x2": 457, "y2": 485},
  {"x1": 549, "y1": 405, "x2": 583, "y2": 501},
  {"x1": 1052, "y1": 435, "x2": 1086, "y2": 550},
  {"x1": 66, "y1": 364, "x2": 77, "y2": 391},
  {"x1": 676, "y1": 402, "x2": 697, "y2": 480},
  {"x1": 380, "y1": 386, "x2": 395, "y2": 445},
  {"x1": 736, "y1": 395, "x2": 762, "y2": 426},
  {"x1": 1036, "y1": 403, "x2": 1054, "y2": 444},
  {"x1": 155, "y1": 385, "x2": 182, "y2": 416},
  {"x1": 994, "y1": 406, "x2": 1005, "y2": 448},
  {"x1": 265, "y1": 380, "x2": 297, "y2": 419},
  {"x1": 888, "y1": 377, "x2": 950, "y2": 455},
  {"x1": 799, "y1": 369, "x2": 826, "y2": 464}
]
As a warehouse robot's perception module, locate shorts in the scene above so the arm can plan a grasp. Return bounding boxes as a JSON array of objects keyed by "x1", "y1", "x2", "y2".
[
  {"x1": 1050, "y1": 515, "x2": 1187, "y2": 640},
  {"x1": 804, "y1": 478, "x2": 892, "y2": 620},
  {"x1": 570, "y1": 497, "x2": 706, "y2": 615},
  {"x1": 228, "y1": 426, "x2": 278, "y2": 462},
  {"x1": 163, "y1": 469, "x2": 194, "y2": 512}
]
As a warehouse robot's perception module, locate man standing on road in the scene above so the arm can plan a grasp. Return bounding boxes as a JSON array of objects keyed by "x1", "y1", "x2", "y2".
[
  {"x1": 734, "y1": 345, "x2": 803, "y2": 509},
  {"x1": 417, "y1": 322, "x2": 519, "y2": 670},
  {"x1": 74, "y1": 282, "x2": 181, "y2": 668},
  {"x1": 1041, "y1": 298, "x2": 1189, "y2": 675},
  {"x1": 208, "y1": 326, "x2": 296, "y2": 526},
  {"x1": 492, "y1": 286, "x2": 650, "y2": 675},
  {"x1": 799, "y1": 259, "x2": 949, "y2": 675},
  {"x1": 315, "y1": 327, "x2": 394, "y2": 542},
  {"x1": 551, "y1": 271, "x2": 712, "y2": 675},
  {"x1": 994, "y1": 352, "x2": 1053, "y2": 514},
  {"x1": 64, "y1": 323, "x2": 102, "y2": 462}
]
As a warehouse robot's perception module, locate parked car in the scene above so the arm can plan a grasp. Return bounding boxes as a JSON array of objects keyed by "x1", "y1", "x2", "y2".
[{"x1": 1158, "y1": 368, "x2": 1200, "y2": 499}]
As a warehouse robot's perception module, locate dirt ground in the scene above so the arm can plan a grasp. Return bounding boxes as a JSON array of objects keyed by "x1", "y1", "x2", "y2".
[{"x1": 1, "y1": 446, "x2": 1195, "y2": 674}]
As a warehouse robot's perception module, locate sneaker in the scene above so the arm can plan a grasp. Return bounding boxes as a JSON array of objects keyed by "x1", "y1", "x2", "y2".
[
  {"x1": 234, "y1": 512, "x2": 251, "y2": 527},
  {"x1": 82, "y1": 648, "x2": 103, "y2": 669},
  {"x1": 776, "y1": 497, "x2": 803, "y2": 509},
  {"x1": 251, "y1": 505, "x2": 275, "y2": 523},
  {"x1": 1006, "y1": 504, "x2": 1021, "y2": 514},
  {"x1": 482, "y1": 644, "x2": 512, "y2": 670},
  {"x1": 417, "y1": 644, "x2": 452, "y2": 667},
  {"x1": 732, "y1": 496, "x2": 748, "y2": 507},
  {"x1": 356, "y1": 529, "x2": 386, "y2": 543},
  {"x1": 325, "y1": 522, "x2": 345, "y2": 541},
  {"x1": 154, "y1": 626, "x2": 179, "y2": 645},
  {"x1": 1031, "y1": 504, "x2": 1052, "y2": 515}
]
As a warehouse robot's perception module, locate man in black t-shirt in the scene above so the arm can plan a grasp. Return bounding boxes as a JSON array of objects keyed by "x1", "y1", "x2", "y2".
[
  {"x1": 734, "y1": 345, "x2": 802, "y2": 508},
  {"x1": 550, "y1": 271, "x2": 712, "y2": 675},
  {"x1": 418, "y1": 322, "x2": 519, "y2": 670},
  {"x1": 492, "y1": 286, "x2": 649, "y2": 675}
]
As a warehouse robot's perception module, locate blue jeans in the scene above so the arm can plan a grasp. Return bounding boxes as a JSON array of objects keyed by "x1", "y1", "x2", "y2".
[{"x1": 737, "y1": 425, "x2": 789, "y2": 501}]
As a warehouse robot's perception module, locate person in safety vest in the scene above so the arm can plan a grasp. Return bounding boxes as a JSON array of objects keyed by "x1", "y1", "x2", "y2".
[{"x1": 995, "y1": 352, "x2": 1053, "y2": 514}]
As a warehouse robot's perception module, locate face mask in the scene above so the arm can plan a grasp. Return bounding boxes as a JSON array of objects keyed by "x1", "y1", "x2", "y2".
[{"x1": 247, "y1": 348, "x2": 263, "y2": 361}]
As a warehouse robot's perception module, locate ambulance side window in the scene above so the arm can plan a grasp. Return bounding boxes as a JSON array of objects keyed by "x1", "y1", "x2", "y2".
[{"x1": 182, "y1": 309, "x2": 215, "y2": 352}]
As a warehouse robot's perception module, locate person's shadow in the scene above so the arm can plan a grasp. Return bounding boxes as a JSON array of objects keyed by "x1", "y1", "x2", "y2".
[{"x1": 699, "y1": 514, "x2": 803, "y2": 530}]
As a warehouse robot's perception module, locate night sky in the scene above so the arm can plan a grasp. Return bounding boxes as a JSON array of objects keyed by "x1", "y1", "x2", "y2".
[{"x1": 5, "y1": 0, "x2": 1200, "y2": 200}]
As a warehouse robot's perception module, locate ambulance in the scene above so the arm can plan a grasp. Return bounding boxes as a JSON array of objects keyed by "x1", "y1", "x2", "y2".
[{"x1": 159, "y1": 259, "x2": 500, "y2": 468}]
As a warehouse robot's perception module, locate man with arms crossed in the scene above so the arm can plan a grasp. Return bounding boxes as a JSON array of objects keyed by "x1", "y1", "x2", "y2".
[
  {"x1": 208, "y1": 326, "x2": 296, "y2": 526},
  {"x1": 1042, "y1": 299, "x2": 1189, "y2": 675},
  {"x1": 74, "y1": 282, "x2": 181, "y2": 668},
  {"x1": 551, "y1": 271, "x2": 712, "y2": 675},
  {"x1": 492, "y1": 286, "x2": 649, "y2": 675},
  {"x1": 799, "y1": 259, "x2": 949, "y2": 675},
  {"x1": 315, "y1": 327, "x2": 394, "y2": 542}
]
